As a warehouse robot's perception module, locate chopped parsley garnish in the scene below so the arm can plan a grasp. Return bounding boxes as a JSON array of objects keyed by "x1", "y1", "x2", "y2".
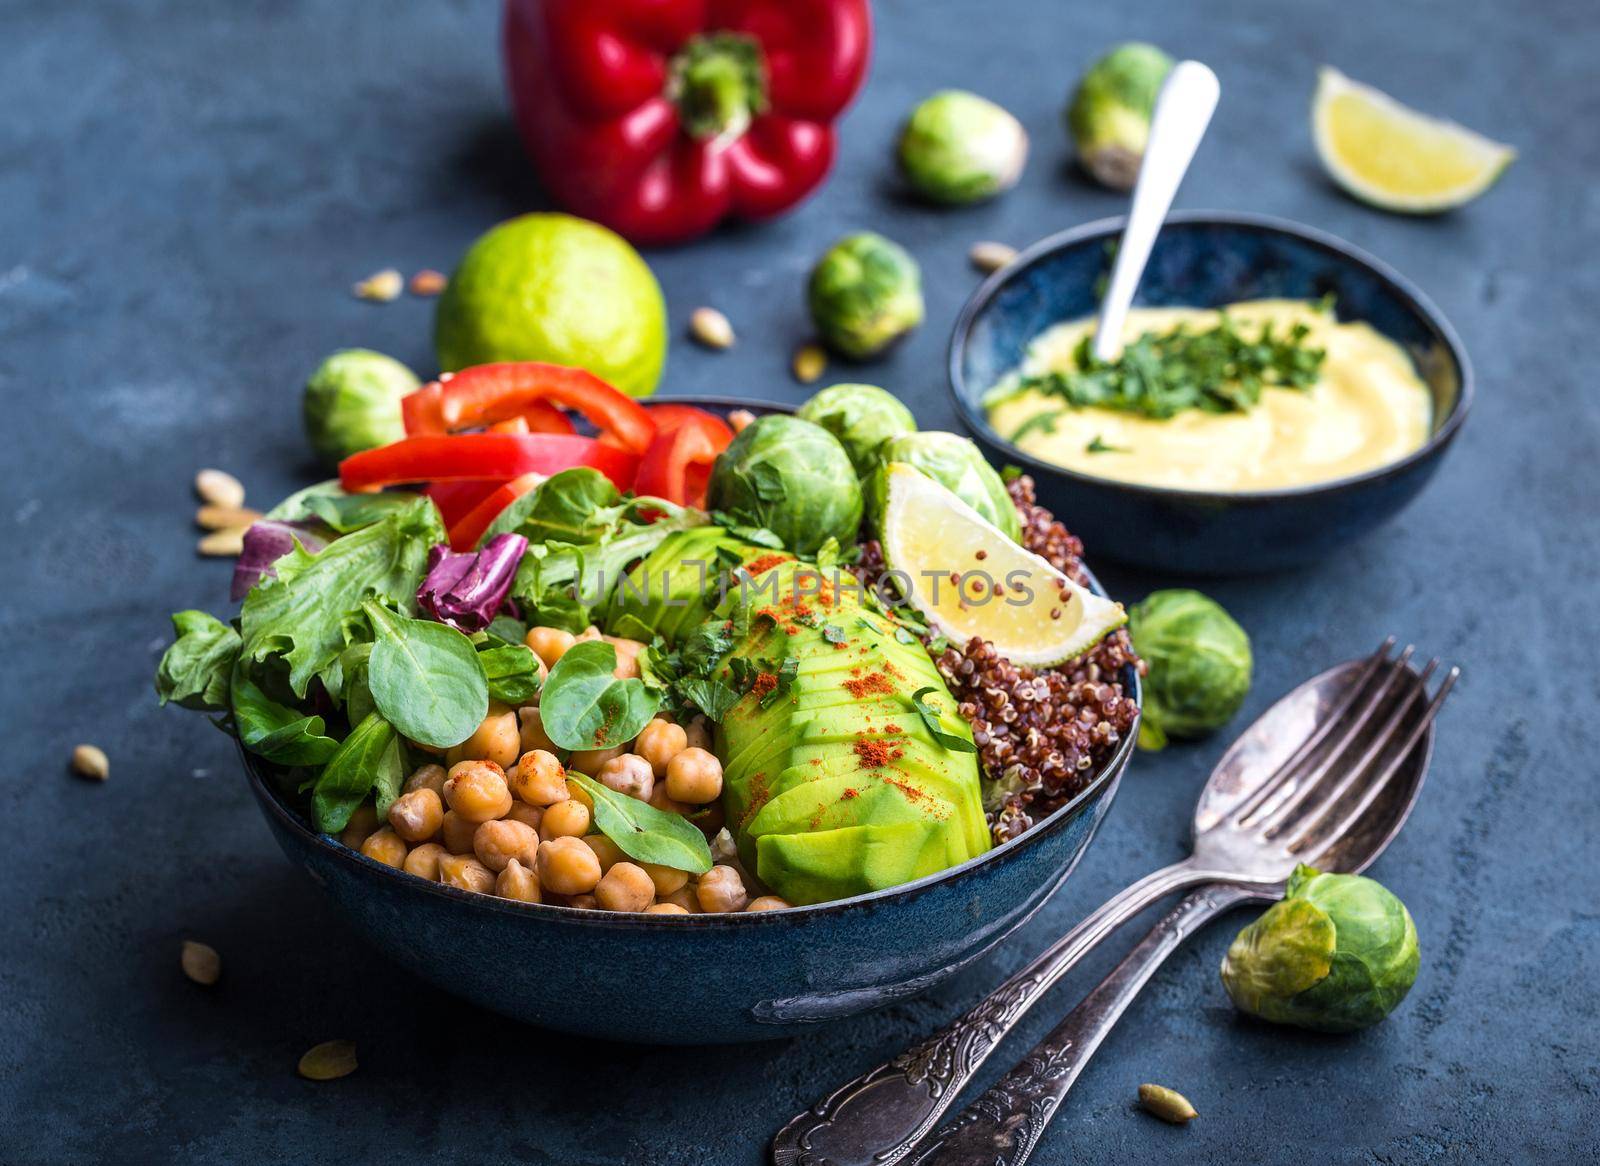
[{"x1": 1086, "y1": 435, "x2": 1129, "y2": 454}]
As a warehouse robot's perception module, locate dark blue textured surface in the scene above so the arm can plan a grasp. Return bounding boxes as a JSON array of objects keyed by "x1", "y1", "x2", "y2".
[{"x1": 3, "y1": 1, "x2": 1595, "y2": 1163}]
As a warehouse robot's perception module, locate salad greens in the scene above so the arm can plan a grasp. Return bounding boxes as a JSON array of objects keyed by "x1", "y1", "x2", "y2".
[
  {"x1": 567, "y1": 773, "x2": 712, "y2": 874},
  {"x1": 362, "y1": 599, "x2": 488, "y2": 750},
  {"x1": 229, "y1": 669, "x2": 339, "y2": 767},
  {"x1": 155, "y1": 611, "x2": 240, "y2": 711},
  {"x1": 477, "y1": 643, "x2": 544, "y2": 705},
  {"x1": 537, "y1": 640, "x2": 661, "y2": 750},
  {"x1": 312, "y1": 712, "x2": 405, "y2": 831}
]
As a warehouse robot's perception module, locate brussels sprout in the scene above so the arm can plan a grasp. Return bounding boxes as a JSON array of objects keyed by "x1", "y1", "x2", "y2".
[
  {"x1": 795, "y1": 383, "x2": 917, "y2": 476},
  {"x1": 866, "y1": 431, "x2": 1020, "y2": 542},
  {"x1": 302, "y1": 349, "x2": 418, "y2": 466},
  {"x1": 1065, "y1": 42, "x2": 1175, "y2": 190},
  {"x1": 1128, "y1": 589, "x2": 1250, "y2": 749},
  {"x1": 1222, "y1": 864, "x2": 1420, "y2": 1033},
  {"x1": 897, "y1": 90, "x2": 1029, "y2": 205},
  {"x1": 807, "y1": 233, "x2": 925, "y2": 360},
  {"x1": 706, "y1": 415, "x2": 863, "y2": 557}
]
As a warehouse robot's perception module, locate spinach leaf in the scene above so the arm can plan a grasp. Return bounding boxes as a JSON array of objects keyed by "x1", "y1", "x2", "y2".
[
  {"x1": 311, "y1": 711, "x2": 403, "y2": 832},
  {"x1": 334, "y1": 641, "x2": 376, "y2": 726},
  {"x1": 155, "y1": 611, "x2": 240, "y2": 711},
  {"x1": 239, "y1": 494, "x2": 444, "y2": 698},
  {"x1": 478, "y1": 642, "x2": 544, "y2": 706},
  {"x1": 910, "y1": 686, "x2": 978, "y2": 754},
  {"x1": 538, "y1": 641, "x2": 661, "y2": 750},
  {"x1": 363, "y1": 600, "x2": 488, "y2": 749},
  {"x1": 567, "y1": 773, "x2": 712, "y2": 874},
  {"x1": 484, "y1": 614, "x2": 528, "y2": 646},
  {"x1": 231, "y1": 670, "x2": 339, "y2": 766}
]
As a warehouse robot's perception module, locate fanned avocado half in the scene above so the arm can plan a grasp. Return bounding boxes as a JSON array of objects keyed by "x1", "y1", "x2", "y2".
[{"x1": 712, "y1": 560, "x2": 990, "y2": 905}]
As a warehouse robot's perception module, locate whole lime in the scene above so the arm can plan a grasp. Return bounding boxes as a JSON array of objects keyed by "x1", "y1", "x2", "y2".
[{"x1": 434, "y1": 213, "x2": 667, "y2": 397}]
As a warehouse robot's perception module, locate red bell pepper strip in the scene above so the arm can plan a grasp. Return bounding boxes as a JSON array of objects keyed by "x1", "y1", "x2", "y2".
[
  {"x1": 447, "y1": 473, "x2": 545, "y2": 550},
  {"x1": 340, "y1": 434, "x2": 638, "y2": 494},
  {"x1": 634, "y1": 422, "x2": 725, "y2": 508},
  {"x1": 486, "y1": 402, "x2": 577, "y2": 436},
  {"x1": 425, "y1": 480, "x2": 508, "y2": 527},
  {"x1": 503, "y1": 0, "x2": 872, "y2": 245},
  {"x1": 646, "y1": 402, "x2": 734, "y2": 445},
  {"x1": 402, "y1": 363, "x2": 654, "y2": 454}
]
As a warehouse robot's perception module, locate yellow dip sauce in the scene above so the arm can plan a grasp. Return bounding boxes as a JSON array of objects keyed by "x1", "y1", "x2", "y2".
[{"x1": 985, "y1": 300, "x2": 1433, "y2": 492}]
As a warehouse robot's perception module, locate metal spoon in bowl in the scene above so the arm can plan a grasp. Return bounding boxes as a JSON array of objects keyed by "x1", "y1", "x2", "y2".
[
  {"x1": 902, "y1": 652, "x2": 1455, "y2": 1165},
  {"x1": 1092, "y1": 59, "x2": 1220, "y2": 363},
  {"x1": 772, "y1": 641, "x2": 1457, "y2": 1166}
]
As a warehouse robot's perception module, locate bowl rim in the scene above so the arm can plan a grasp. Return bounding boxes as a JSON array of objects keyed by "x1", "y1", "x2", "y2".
[
  {"x1": 240, "y1": 393, "x2": 1142, "y2": 928},
  {"x1": 947, "y1": 209, "x2": 1475, "y2": 504}
]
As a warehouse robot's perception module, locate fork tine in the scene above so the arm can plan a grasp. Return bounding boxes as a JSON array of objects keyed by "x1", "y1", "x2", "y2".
[
  {"x1": 1289, "y1": 666, "x2": 1458, "y2": 856},
  {"x1": 1227, "y1": 637, "x2": 1397, "y2": 823},
  {"x1": 1262, "y1": 657, "x2": 1438, "y2": 840},
  {"x1": 1239, "y1": 644, "x2": 1415, "y2": 830}
]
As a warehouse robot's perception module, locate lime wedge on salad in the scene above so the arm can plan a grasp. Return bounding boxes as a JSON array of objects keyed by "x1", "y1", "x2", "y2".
[
  {"x1": 1312, "y1": 67, "x2": 1514, "y2": 213},
  {"x1": 878, "y1": 464, "x2": 1126, "y2": 667}
]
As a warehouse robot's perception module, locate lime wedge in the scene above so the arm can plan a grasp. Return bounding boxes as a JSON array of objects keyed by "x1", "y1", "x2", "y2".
[
  {"x1": 879, "y1": 464, "x2": 1126, "y2": 667},
  {"x1": 1312, "y1": 67, "x2": 1514, "y2": 213}
]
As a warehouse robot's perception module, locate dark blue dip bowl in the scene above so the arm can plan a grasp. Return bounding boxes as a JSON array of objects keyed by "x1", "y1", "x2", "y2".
[
  {"x1": 950, "y1": 212, "x2": 1473, "y2": 574},
  {"x1": 242, "y1": 397, "x2": 1142, "y2": 1045}
]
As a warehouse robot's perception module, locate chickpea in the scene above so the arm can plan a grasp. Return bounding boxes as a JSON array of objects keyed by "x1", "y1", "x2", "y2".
[
  {"x1": 683, "y1": 715, "x2": 713, "y2": 752},
  {"x1": 661, "y1": 886, "x2": 700, "y2": 912},
  {"x1": 697, "y1": 864, "x2": 749, "y2": 913},
  {"x1": 746, "y1": 896, "x2": 791, "y2": 912},
  {"x1": 403, "y1": 842, "x2": 448, "y2": 881},
  {"x1": 402, "y1": 763, "x2": 447, "y2": 799},
  {"x1": 564, "y1": 778, "x2": 594, "y2": 811},
  {"x1": 665, "y1": 747, "x2": 723, "y2": 804},
  {"x1": 576, "y1": 625, "x2": 603, "y2": 643},
  {"x1": 338, "y1": 803, "x2": 379, "y2": 850},
  {"x1": 641, "y1": 862, "x2": 688, "y2": 897},
  {"x1": 517, "y1": 706, "x2": 559, "y2": 754},
  {"x1": 568, "y1": 745, "x2": 623, "y2": 776},
  {"x1": 524, "y1": 626, "x2": 576, "y2": 670},
  {"x1": 648, "y1": 784, "x2": 691, "y2": 816},
  {"x1": 604, "y1": 635, "x2": 645, "y2": 680},
  {"x1": 646, "y1": 902, "x2": 690, "y2": 915},
  {"x1": 443, "y1": 760, "x2": 512, "y2": 823},
  {"x1": 440, "y1": 810, "x2": 479, "y2": 855},
  {"x1": 540, "y1": 798, "x2": 591, "y2": 840},
  {"x1": 537, "y1": 836, "x2": 602, "y2": 895},
  {"x1": 359, "y1": 827, "x2": 407, "y2": 869},
  {"x1": 446, "y1": 704, "x2": 521, "y2": 770},
  {"x1": 510, "y1": 749, "x2": 568, "y2": 806},
  {"x1": 595, "y1": 861, "x2": 656, "y2": 912},
  {"x1": 596, "y1": 753, "x2": 654, "y2": 801},
  {"x1": 634, "y1": 718, "x2": 689, "y2": 778},
  {"x1": 505, "y1": 802, "x2": 544, "y2": 832},
  {"x1": 582, "y1": 834, "x2": 625, "y2": 873},
  {"x1": 387, "y1": 788, "x2": 444, "y2": 843},
  {"x1": 568, "y1": 893, "x2": 600, "y2": 910},
  {"x1": 473, "y1": 818, "x2": 541, "y2": 872},
  {"x1": 437, "y1": 853, "x2": 495, "y2": 894},
  {"x1": 495, "y1": 858, "x2": 542, "y2": 904}
]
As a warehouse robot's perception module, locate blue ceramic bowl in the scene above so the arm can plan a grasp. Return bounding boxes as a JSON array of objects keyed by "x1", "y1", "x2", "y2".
[
  {"x1": 950, "y1": 212, "x2": 1472, "y2": 574},
  {"x1": 242, "y1": 397, "x2": 1141, "y2": 1045}
]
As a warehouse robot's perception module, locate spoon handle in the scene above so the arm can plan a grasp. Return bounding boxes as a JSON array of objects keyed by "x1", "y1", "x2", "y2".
[
  {"x1": 1091, "y1": 60, "x2": 1221, "y2": 363},
  {"x1": 903, "y1": 884, "x2": 1264, "y2": 1166},
  {"x1": 770, "y1": 859, "x2": 1209, "y2": 1166}
]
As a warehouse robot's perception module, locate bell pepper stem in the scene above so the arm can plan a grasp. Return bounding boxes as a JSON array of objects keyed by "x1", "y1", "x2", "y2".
[{"x1": 668, "y1": 33, "x2": 769, "y2": 147}]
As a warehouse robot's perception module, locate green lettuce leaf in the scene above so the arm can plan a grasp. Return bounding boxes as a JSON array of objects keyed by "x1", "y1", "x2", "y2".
[{"x1": 155, "y1": 611, "x2": 240, "y2": 711}]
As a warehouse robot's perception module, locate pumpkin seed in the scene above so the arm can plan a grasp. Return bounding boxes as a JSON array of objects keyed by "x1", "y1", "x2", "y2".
[
  {"x1": 969, "y1": 241, "x2": 1018, "y2": 274},
  {"x1": 71, "y1": 743, "x2": 109, "y2": 781},
  {"x1": 198, "y1": 528, "x2": 247, "y2": 557},
  {"x1": 298, "y1": 1040, "x2": 358, "y2": 1081},
  {"x1": 181, "y1": 940, "x2": 221, "y2": 986},
  {"x1": 353, "y1": 268, "x2": 403, "y2": 302},
  {"x1": 196, "y1": 504, "x2": 262, "y2": 531},
  {"x1": 408, "y1": 269, "x2": 448, "y2": 297},
  {"x1": 689, "y1": 307, "x2": 735, "y2": 350},
  {"x1": 727, "y1": 408, "x2": 756, "y2": 434},
  {"x1": 194, "y1": 468, "x2": 245, "y2": 509},
  {"x1": 792, "y1": 343, "x2": 827, "y2": 384},
  {"x1": 1138, "y1": 1083, "x2": 1198, "y2": 1124}
]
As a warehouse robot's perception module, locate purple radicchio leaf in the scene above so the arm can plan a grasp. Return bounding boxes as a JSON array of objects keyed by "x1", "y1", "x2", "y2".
[
  {"x1": 231, "y1": 520, "x2": 329, "y2": 602},
  {"x1": 416, "y1": 533, "x2": 529, "y2": 633}
]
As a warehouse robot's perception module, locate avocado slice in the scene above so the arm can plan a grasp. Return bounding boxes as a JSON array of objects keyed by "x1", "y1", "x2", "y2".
[
  {"x1": 606, "y1": 527, "x2": 772, "y2": 644},
  {"x1": 754, "y1": 821, "x2": 955, "y2": 905}
]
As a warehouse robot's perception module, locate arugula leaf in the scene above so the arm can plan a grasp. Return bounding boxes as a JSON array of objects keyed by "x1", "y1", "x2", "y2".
[
  {"x1": 567, "y1": 773, "x2": 712, "y2": 874},
  {"x1": 538, "y1": 641, "x2": 661, "y2": 750},
  {"x1": 155, "y1": 611, "x2": 240, "y2": 711},
  {"x1": 478, "y1": 642, "x2": 544, "y2": 706},
  {"x1": 363, "y1": 600, "x2": 488, "y2": 749},
  {"x1": 311, "y1": 711, "x2": 403, "y2": 832},
  {"x1": 231, "y1": 670, "x2": 339, "y2": 767},
  {"x1": 239, "y1": 495, "x2": 444, "y2": 698},
  {"x1": 910, "y1": 686, "x2": 978, "y2": 754}
]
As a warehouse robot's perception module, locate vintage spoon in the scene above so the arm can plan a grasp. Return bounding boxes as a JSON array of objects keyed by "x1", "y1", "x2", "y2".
[
  {"x1": 773, "y1": 641, "x2": 1457, "y2": 1166},
  {"x1": 903, "y1": 653, "x2": 1454, "y2": 1165},
  {"x1": 1091, "y1": 59, "x2": 1220, "y2": 363}
]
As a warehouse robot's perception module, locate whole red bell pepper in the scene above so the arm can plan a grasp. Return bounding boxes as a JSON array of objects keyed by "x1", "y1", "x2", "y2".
[{"x1": 503, "y1": 0, "x2": 872, "y2": 246}]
